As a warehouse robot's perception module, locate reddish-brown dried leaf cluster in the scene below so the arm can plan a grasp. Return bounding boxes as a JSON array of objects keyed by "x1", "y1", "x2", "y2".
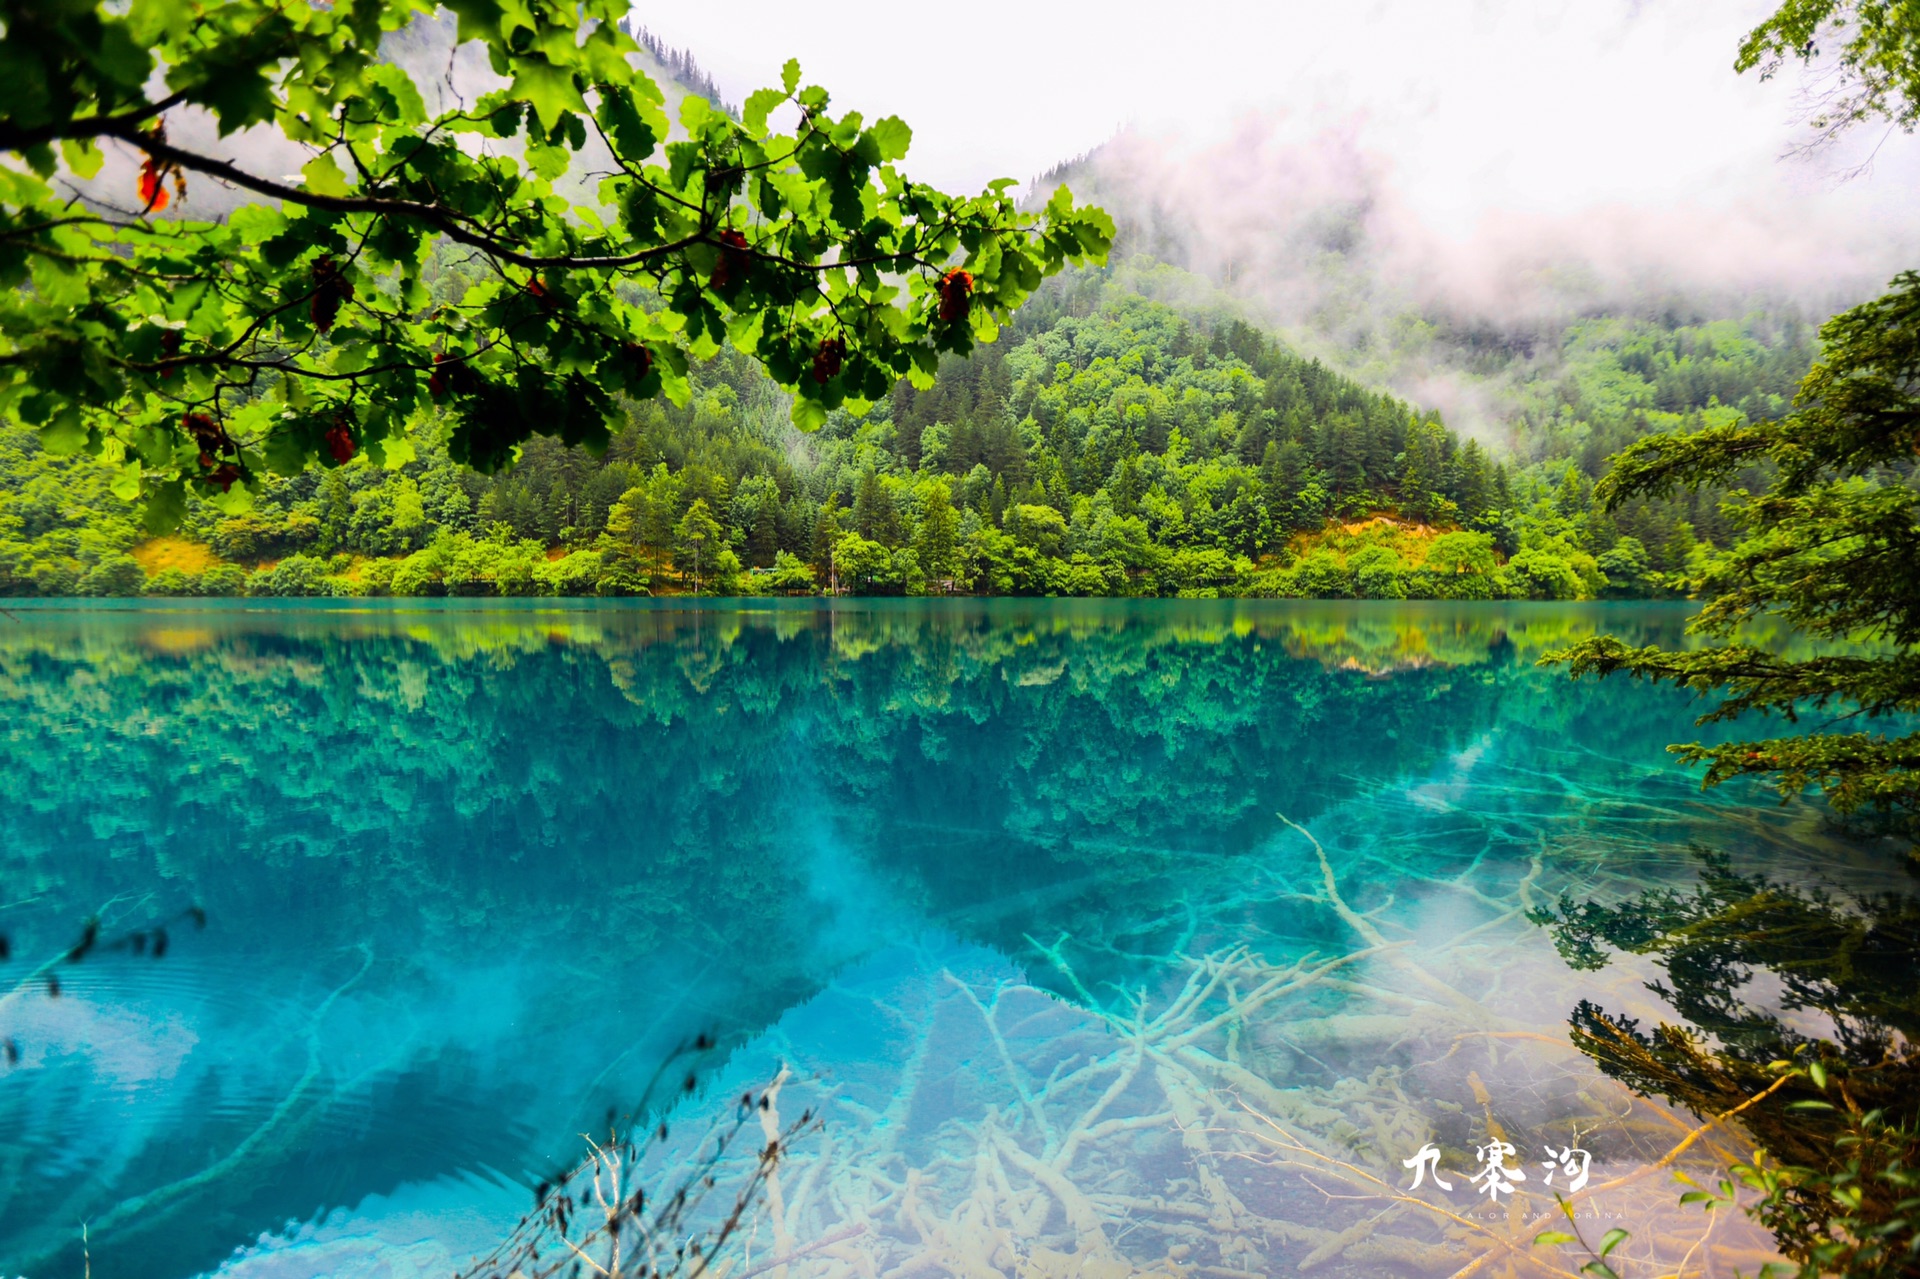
[
  {"x1": 623, "y1": 341, "x2": 654, "y2": 380},
  {"x1": 136, "y1": 123, "x2": 185, "y2": 213},
  {"x1": 324, "y1": 419, "x2": 356, "y2": 465},
  {"x1": 183, "y1": 413, "x2": 242, "y2": 491},
  {"x1": 428, "y1": 352, "x2": 480, "y2": 397},
  {"x1": 811, "y1": 336, "x2": 845, "y2": 384},
  {"x1": 711, "y1": 229, "x2": 751, "y2": 289},
  {"x1": 938, "y1": 268, "x2": 973, "y2": 324},
  {"x1": 526, "y1": 277, "x2": 562, "y2": 311},
  {"x1": 309, "y1": 257, "x2": 354, "y2": 334}
]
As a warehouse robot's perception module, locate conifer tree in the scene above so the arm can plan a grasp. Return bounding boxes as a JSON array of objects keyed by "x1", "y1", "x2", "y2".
[{"x1": 1550, "y1": 4, "x2": 1920, "y2": 834}]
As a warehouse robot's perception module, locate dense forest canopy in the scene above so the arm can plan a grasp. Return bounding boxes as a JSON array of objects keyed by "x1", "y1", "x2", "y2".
[
  {"x1": 0, "y1": 258, "x2": 1820, "y2": 599},
  {"x1": 0, "y1": 0, "x2": 1854, "y2": 601}
]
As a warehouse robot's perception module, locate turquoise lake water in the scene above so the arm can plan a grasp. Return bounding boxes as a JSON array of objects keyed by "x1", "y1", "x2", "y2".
[{"x1": 0, "y1": 599, "x2": 1899, "y2": 1278}]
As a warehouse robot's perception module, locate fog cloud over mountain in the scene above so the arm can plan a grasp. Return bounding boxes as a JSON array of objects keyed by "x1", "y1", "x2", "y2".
[
  {"x1": 74, "y1": 0, "x2": 1919, "y2": 442},
  {"x1": 651, "y1": 0, "x2": 1919, "y2": 394},
  {"x1": 1060, "y1": 107, "x2": 1916, "y2": 332}
]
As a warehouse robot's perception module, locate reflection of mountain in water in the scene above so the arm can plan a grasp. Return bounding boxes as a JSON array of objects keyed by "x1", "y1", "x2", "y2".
[{"x1": 0, "y1": 599, "x2": 1737, "y2": 1276}]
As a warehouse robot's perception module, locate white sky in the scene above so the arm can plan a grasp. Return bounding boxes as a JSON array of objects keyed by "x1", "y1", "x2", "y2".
[{"x1": 639, "y1": 0, "x2": 1917, "y2": 249}]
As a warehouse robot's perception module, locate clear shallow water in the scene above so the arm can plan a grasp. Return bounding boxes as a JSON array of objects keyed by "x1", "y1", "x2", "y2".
[{"x1": 0, "y1": 600, "x2": 1898, "y2": 1278}]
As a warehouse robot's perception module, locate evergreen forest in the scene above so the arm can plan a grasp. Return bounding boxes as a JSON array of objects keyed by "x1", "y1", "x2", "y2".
[{"x1": 0, "y1": 259, "x2": 1822, "y2": 601}]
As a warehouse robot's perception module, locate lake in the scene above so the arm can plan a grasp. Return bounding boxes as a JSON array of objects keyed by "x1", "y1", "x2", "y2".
[{"x1": 0, "y1": 599, "x2": 1894, "y2": 1278}]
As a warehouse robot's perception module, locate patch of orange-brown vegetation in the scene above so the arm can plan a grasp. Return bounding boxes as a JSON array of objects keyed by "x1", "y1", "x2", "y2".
[
  {"x1": 546, "y1": 545, "x2": 568, "y2": 562},
  {"x1": 1290, "y1": 516, "x2": 1453, "y2": 569},
  {"x1": 131, "y1": 537, "x2": 225, "y2": 575},
  {"x1": 1336, "y1": 515, "x2": 1439, "y2": 540},
  {"x1": 141, "y1": 628, "x2": 218, "y2": 655}
]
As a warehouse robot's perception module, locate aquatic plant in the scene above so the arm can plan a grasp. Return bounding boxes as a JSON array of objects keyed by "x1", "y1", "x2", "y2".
[{"x1": 452, "y1": 1069, "x2": 817, "y2": 1279}]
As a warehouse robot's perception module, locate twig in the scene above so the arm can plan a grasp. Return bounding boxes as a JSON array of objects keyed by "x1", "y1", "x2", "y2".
[
  {"x1": 732, "y1": 1224, "x2": 867, "y2": 1279},
  {"x1": 1578, "y1": 1070, "x2": 1797, "y2": 1198}
]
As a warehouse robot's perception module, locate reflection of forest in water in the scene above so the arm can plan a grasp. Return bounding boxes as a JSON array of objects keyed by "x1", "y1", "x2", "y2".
[
  {"x1": 0, "y1": 600, "x2": 1701, "y2": 968},
  {"x1": 0, "y1": 601, "x2": 1885, "y2": 1278}
]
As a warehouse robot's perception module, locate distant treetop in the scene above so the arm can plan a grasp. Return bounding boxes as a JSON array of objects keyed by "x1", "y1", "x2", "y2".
[{"x1": 0, "y1": 0, "x2": 1112, "y2": 529}]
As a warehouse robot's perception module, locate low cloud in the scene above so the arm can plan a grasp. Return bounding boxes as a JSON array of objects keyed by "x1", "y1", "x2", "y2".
[
  {"x1": 1041, "y1": 104, "x2": 1918, "y2": 442},
  {"x1": 1073, "y1": 111, "x2": 1917, "y2": 334}
]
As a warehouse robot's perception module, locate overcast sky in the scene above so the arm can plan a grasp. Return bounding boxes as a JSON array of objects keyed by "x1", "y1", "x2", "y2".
[{"x1": 640, "y1": 0, "x2": 1916, "y2": 254}]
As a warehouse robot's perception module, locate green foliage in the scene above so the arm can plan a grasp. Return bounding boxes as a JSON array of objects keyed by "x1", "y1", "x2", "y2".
[
  {"x1": 1535, "y1": 851, "x2": 1920, "y2": 1277},
  {"x1": 673, "y1": 497, "x2": 723, "y2": 592},
  {"x1": 244, "y1": 552, "x2": 338, "y2": 597},
  {"x1": 1595, "y1": 536, "x2": 1653, "y2": 597},
  {"x1": 1428, "y1": 530, "x2": 1499, "y2": 577},
  {"x1": 762, "y1": 549, "x2": 815, "y2": 592},
  {"x1": 0, "y1": 415, "x2": 140, "y2": 591},
  {"x1": 1738, "y1": 0, "x2": 1920, "y2": 142},
  {"x1": 4, "y1": 256, "x2": 1822, "y2": 600},
  {"x1": 1389, "y1": 306, "x2": 1819, "y2": 579},
  {"x1": 1547, "y1": 273, "x2": 1920, "y2": 829},
  {"x1": 0, "y1": 0, "x2": 1111, "y2": 525},
  {"x1": 832, "y1": 530, "x2": 894, "y2": 591},
  {"x1": 1505, "y1": 546, "x2": 1589, "y2": 600}
]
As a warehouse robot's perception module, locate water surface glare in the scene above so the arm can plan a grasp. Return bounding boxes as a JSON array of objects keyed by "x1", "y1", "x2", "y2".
[{"x1": 0, "y1": 600, "x2": 1888, "y2": 1278}]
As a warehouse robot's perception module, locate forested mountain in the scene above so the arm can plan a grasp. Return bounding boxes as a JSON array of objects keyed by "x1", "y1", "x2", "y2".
[
  {"x1": 0, "y1": 34, "x2": 1828, "y2": 601},
  {"x1": 1027, "y1": 123, "x2": 1843, "y2": 463},
  {"x1": 0, "y1": 257, "x2": 1811, "y2": 599}
]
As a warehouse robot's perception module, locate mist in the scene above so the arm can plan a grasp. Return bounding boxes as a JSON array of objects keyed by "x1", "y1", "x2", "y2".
[
  {"x1": 645, "y1": 0, "x2": 1920, "y2": 440},
  {"x1": 1023, "y1": 87, "x2": 1919, "y2": 441},
  {"x1": 65, "y1": 0, "x2": 1920, "y2": 445},
  {"x1": 1056, "y1": 96, "x2": 1917, "y2": 325},
  {"x1": 1043, "y1": 107, "x2": 1917, "y2": 442},
  {"x1": 643, "y1": 0, "x2": 1918, "y2": 256}
]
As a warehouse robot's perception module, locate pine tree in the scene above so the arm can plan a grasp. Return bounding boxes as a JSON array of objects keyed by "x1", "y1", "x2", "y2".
[
  {"x1": 640, "y1": 465, "x2": 680, "y2": 566},
  {"x1": 811, "y1": 498, "x2": 844, "y2": 588},
  {"x1": 851, "y1": 471, "x2": 886, "y2": 543},
  {"x1": 1550, "y1": 274, "x2": 1920, "y2": 834},
  {"x1": 1448, "y1": 439, "x2": 1494, "y2": 524},
  {"x1": 1397, "y1": 417, "x2": 1446, "y2": 524}
]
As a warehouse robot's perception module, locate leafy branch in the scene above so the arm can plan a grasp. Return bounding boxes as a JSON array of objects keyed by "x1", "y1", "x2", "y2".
[{"x1": 0, "y1": 0, "x2": 1113, "y2": 529}]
